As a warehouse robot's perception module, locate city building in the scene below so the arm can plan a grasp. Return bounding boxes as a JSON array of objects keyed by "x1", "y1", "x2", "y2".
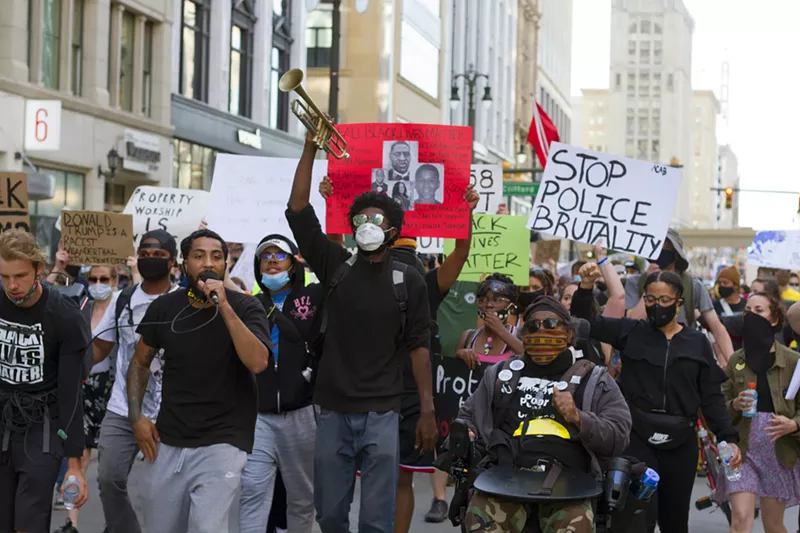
[
  {"x1": 575, "y1": 89, "x2": 609, "y2": 154},
  {"x1": 690, "y1": 89, "x2": 720, "y2": 228},
  {"x1": 170, "y1": 0, "x2": 309, "y2": 194},
  {"x1": 0, "y1": 0, "x2": 175, "y2": 257},
  {"x1": 607, "y1": 0, "x2": 695, "y2": 227},
  {"x1": 304, "y1": 0, "x2": 451, "y2": 126},
  {"x1": 717, "y1": 144, "x2": 739, "y2": 229},
  {"x1": 515, "y1": 0, "x2": 541, "y2": 165}
]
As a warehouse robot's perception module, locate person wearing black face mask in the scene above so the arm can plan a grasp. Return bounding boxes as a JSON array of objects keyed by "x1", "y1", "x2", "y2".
[
  {"x1": 572, "y1": 263, "x2": 740, "y2": 533},
  {"x1": 721, "y1": 293, "x2": 800, "y2": 533},
  {"x1": 713, "y1": 266, "x2": 746, "y2": 319}
]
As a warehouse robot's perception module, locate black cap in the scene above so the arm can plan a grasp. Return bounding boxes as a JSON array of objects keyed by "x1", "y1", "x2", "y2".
[{"x1": 140, "y1": 229, "x2": 178, "y2": 258}]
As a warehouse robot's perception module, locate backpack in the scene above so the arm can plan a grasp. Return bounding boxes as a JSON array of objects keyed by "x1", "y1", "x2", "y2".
[
  {"x1": 637, "y1": 271, "x2": 695, "y2": 326},
  {"x1": 320, "y1": 255, "x2": 409, "y2": 342},
  {"x1": 114, "y1": 284, "x2": 139, "y2": 342}
]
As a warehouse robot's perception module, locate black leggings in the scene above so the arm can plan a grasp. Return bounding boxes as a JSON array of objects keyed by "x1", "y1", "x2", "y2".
[
  {"x1": 624, "y1": 429, "x2": 698, "y2": 533},
  {"x1": 266, "y1": 472, "x2": 288, "y2": 532}
]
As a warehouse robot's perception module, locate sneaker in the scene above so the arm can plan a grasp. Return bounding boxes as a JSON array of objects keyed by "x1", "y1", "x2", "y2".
[
  {"x1": 53, "y1": 497, "x2": 66, "y2": 511},
  {"x1": 424, "y1": 498, "x2": 448, "y2": 523},
  {"x1": 53, "y1": 519, "x2": 79, "y2": 533}
]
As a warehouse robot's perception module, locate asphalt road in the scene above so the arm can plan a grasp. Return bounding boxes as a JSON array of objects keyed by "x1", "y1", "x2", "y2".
[{"x1": 52, "y1": 455, "x2": 799, "y2": 533}]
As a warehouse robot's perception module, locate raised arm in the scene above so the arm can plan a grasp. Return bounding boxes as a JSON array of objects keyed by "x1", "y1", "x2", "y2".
[
  {"x1": 572, "y1": 263, "x2": 638, "y2": 351},
  {"x1": 593, "y1": 244, "x2": 625, "y2": 319},
  {"x1": 288, "y1": 134, "x2": 318, "y2": 212},
  {"x1": 437, "y1": 186, "x2": 479, "y2": 294}
]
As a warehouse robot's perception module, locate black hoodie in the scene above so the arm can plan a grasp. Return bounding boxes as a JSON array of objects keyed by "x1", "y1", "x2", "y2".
[{"x1": 253, "y1": 234, "x2": 325, "y2": 414}]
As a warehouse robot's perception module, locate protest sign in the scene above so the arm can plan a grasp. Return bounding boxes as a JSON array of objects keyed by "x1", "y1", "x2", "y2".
[
  {"x1": 444, "y1": 215, "x2": 529, "y2": 285},
  {"x1": 326, "y1": 123, "x2": 472, "y2": 238},
  {"x1": 206, "y1": 156, "x2": 327, "y2": 245},
  {"x1": 534, "y1": 239, "x2": 561, "y2": 265},
  {"x1": 0, "y1": 173, "x2": 30, "y2": 233},
  {"x1": 747, "y1": 230, "x2": 800, "y2": 271},
  {"x1": 60, "y1": 211, "x2": 134, "y2": 265},
  {"x1": 123, "y1": 186, "x2": 210, "y2": 250},
  {"x1": 433, "y1": 356, "x2": 488, "y2": 447},
  {"x1": 471, "y1": 165, "x2": 502, "y2": 214},
  {"x1": 417, "y1": 236, "x2": 444, "y2": 254},
  {"x1": 527, "y1": 143, "x2": 682, "y2": 260}
]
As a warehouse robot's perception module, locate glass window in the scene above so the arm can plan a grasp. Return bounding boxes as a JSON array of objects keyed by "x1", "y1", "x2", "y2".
[
  {"x1": 637, "y1": 139, "x2": 648, "y2": 159},
  {"x1": 626, "y1": 116, "x2": 634, "y2": 134},
  {"x1": 180, "y1": 0, "x2": 211, "y2": 102},
  {"x1": 30, "y1": 168, "x2": 84, "y2": 260},
  {"x1": 652, "y1": 140, "x2": 660, "y2": 159},
  {"x1": 120, "y1": 11, "x2": 135, "y2": 111},
  {"x1": 42, "y1": 0, "x2": 61, "y2": 89},
  {"x1": 654, "y1": 23, "x2": 662, "y2": 34},
  {"x1": 653, "y1": 41, "x2": 662, "y2": 65},
  {"x1": 230, "y1": 0, "x2": 255, "y2": 117},
  {"x1": 628, "y1": 22, "x2": 637, "y2": 33},
  {"x1": 71, "y1": 0, "x2": 83, "y2": 95},
  {"x1": 400, "y1": 21, "x2": 439, "y2": 98},
  {"x1": 667, "y1": 73, "x2": 674, "y2": 91},
  {"x1": 626, "y1": 138, "x2": 634, "y2": 158},
  {"x1": 269, "y1": 46, "x2": 289, "y2": 131},
  {"x1": 640, "y1": 20, "x2": 651, "y2": 33},
  {"x1": 174, "y1": 139, "x2": 218, "y2": 190},
  {"x1": 142, "y1": 21, "x2": 153, "y2": 115},
  {"x1": 306, "y1": 5, "x2": 333, "y2": 68}
]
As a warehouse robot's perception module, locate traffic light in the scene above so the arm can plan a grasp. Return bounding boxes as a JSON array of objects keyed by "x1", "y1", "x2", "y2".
[{"x1": 725, "y1": 187, "x2": 734, "y2": 209}]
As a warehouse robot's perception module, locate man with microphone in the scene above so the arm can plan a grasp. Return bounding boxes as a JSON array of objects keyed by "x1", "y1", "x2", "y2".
[{"x1": 127, "y1": 229, "x2": 271, "y2": 533}]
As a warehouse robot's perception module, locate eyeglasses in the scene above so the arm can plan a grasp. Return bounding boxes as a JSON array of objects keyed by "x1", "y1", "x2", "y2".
[
  {"x1": 260, "y1": 252, "x2": 289, "y2": 262},
  {"x1": 526, "y1": 318, "x2": 564, "y2": 332},
  {"x1": 352, "y1": 213, "x2": 385, "y2": 228},
  {"x1": 643, "y1": 295, "x2": 678, "y2": 306},
  {"x1": 476, "y1": 295, "x2": 511, "y2": 306},
  {"x1": 88, "y1": 276, "x2": 112, "y2": 284}
]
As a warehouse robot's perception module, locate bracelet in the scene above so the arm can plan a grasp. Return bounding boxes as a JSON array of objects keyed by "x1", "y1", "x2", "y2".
[{"x1": 597, "y1": 257, "x2": 609, "y2": 266}]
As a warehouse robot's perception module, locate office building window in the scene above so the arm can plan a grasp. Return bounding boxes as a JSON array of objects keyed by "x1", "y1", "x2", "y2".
[
  {"x1": 654, "y1": 23, "x2": 662, "y2": 34},
  {"x1": 71, "y1": 0, "x2": 84, "y2": 95},
  {"x1": 230, "y1": 0, "x2": 255, "y2": 117},
  {"x1": 667, "y1": 73, "x2": 674, "y2": 91},
  {"x1": 628, "y1": 40, "x2": 635, "y2": 63},
  {"x1": 652, "y1": 140, "x2": 660, "y2": 160},
  {"x1": 42, "y1": 0, "x2": 61, "y2": 89},
  {"x1": 640, "y1": 20, "x2": 651, "y2": 33},
  {"x1": 629, "y1": 22, "x2": 637, "y2": 33},
  {"x1": 626, "y1": 138, "x2": 634, "y2": 158},
  {"x1": 173, "y1": 139, "x2": 218, "y2": 191},
  {"x1": 119, "y1": 11, "x2": 135, "y2": 111},
  {"x1": 180, "y1": 0, "x2": 211, "y2": 101},
  {"x1": 30, "y1": 168, "x2": 84, "y2": 259},
  {"x1": 637, "y1": 139, "x2": 647, "y2": 159},
  {"x1": 142, "y1": 22, "x2": 153, "y2": 115},
  {"x1": 640, "y1": 41, "x2": 650, "y2": 63},
  {"x1": 653, "y1": 41, "x2": 662, "y2": 65},
  {"x1": 400, "y1": 21, "x2": 439, "y2": 98},
  {"x1": 306, "y1": 4, "x2": 332, "y2": 68},
  {"x1": 270, "y1": 0, "x2": 292, "y2": 131}
]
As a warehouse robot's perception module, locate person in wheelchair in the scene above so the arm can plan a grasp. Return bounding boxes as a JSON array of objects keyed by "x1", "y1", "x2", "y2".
[{"x1": 453, "y1": 295, "x2": 632, "y2": 533}]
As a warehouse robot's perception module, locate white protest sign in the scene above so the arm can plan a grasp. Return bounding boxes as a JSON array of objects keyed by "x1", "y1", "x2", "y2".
[
  {"x1": 527, "y1": 143, "x2": 682, "y2": 260},
  {"x1": 206, "y1": 155, "x2": 327, "y2": 244},
  {"x1": 230, "y1": 242, "x2": 257, "y2": 292},
  {"x1": 747, "y1": 230, "x2": 800, "y2": 271},
  {"x1": 417, "y1": 165, "x2": 503, "y2": 254},
  {"x1": 24, "y1": 100, "x2": 61, "y2": 151},
  {"x1": 123, "y1": 187, "x2": 210, "y2": 250}
]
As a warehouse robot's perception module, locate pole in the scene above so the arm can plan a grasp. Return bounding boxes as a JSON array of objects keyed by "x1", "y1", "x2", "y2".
[{"x1": 328, "y1": 0, "x2": 341, "y2": 121}]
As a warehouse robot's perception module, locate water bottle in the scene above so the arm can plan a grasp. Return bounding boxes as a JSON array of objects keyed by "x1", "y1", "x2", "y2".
[
  {"x1": 718, "y1": 441, "x2": 741, "y2": 481},
  {"x1": 62, "y1": 475, "x2": 80, "y2": 510},
  {"x1": 636, "y1": 468, "x2": 660, "y2": 501},
  {"x1": 743, "y1": 382, "x2": 758, "y2": 418}
]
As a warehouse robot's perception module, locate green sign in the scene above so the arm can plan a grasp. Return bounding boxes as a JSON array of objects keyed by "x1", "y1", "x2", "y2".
[
  {"x1": 443, "y1": 214, "x2": 529, "y2": 285},
  {"x1": 503, "y1": 181, "x2": 539, "y2": 196}
]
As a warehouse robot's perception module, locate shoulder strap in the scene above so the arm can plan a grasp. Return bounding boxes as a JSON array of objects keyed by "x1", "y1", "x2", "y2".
[
  {"x1": 463, "y1": 329, "x2": 479, "y2": 350},
  {"x1": 320, "y1": 256, "x2": 357, "y2": 335},
  {"x1": 719, "y1": 299, "x2": 733, "y2": 316},
  {"x1": 561, "y1": 359, "x2": 596, "y2": 396},
  {"x1": 493, "y1": 357, "x2": 524, "y2": 430},
  {"x1": 581, "y1": 365, "x2": 607, "y2": 412},
  {"x1": 114, "y1": 284, "x2": 138, "y2": 340},
  {"x1": 681, "y1": 272, "x2": 695, "y2": 325},
  {"x1": 391, "y1": 260, "x2": 409, "y2": 342}
]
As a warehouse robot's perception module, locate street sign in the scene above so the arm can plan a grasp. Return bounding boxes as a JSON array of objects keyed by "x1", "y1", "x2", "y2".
[
  {"x1": 24, "y1": 100, "x2": 61, "y2": 151},
  {"x1": 503, "y1": 181, "x2": 539, "y2": 196}
]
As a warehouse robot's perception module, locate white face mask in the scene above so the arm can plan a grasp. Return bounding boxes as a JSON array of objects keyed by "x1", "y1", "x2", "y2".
[
  {"x1": 355, "y1": 223, "x2": 388, "y2": 252},
  {"x1": 88, "y1": 283, "x2": 113, "y2": 301}
]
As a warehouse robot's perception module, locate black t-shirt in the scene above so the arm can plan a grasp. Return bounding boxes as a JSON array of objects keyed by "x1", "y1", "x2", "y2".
[
  {"x1": 0, "y1": 286, "x2": 89, "y2": 456},
  {"x1": 137, "y1": 289, "x2": 270, "y2": 453},
  {"x1": 286, "y1": 205, "x2": 431, "y2": 413},
  {"x1": 497, "y1": 355, "x2": 589, "y2": 470},
  {"x1": 713, "y1": 298, "x2": 747, "y2": 318},
  {"x1": 403, "y1": 269, "x2": 446, "y2": 395}
]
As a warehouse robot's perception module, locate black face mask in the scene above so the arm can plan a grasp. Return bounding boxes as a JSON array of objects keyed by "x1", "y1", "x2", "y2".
[
  {"x1": 518, "y1": 289, "x2": 544, "y2": 311},
  {"x1": 655, "y1": 249, "x2": 676, "y2": 270},
  {"x1": 646, "y1": 303, "x2": 677, "y2": 328},
  {"x1": 742, "y1": 312, "x2": 776, "y2": 371},
  {"x1": 137, "y1": 257, "x2": 171, "y2": 281},
  {"x1": 718, "y1": 286, "x2": 735, "y2": 299}
]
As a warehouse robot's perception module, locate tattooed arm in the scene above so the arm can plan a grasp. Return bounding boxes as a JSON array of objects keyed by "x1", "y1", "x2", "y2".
[{"x1": 127, "y1": 339, "x2": 161, "y2": 462}]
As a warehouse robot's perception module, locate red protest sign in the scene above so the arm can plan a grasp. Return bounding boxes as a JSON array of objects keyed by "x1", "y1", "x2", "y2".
[{"x1": 326, "y1": 123, "x2": 472, "y2": 239}]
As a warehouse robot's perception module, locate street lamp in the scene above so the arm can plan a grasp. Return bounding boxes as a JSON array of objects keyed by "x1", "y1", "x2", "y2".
[
  {"x1": 450, "y1": 64, "x2": 493, "y2": 131},
  {"x1": 515, "y1": 144, "x2": 527, "y2": 165},
  {"x1": 98, "y1": 148, "x2": 121, "y2": 179}
]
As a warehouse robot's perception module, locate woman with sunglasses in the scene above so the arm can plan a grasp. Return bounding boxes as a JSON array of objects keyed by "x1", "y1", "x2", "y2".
[
  {"x1": 572, "y1": 262, "x2": 741, "y2": 533},
  {"x1": 454, "y1": 274, "x2": 523, "y2": 369}
]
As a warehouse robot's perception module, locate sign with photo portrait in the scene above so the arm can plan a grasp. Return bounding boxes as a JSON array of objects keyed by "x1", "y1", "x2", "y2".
[{"x1": 326, "y1": 123, "x2": 473, "y2": 239}]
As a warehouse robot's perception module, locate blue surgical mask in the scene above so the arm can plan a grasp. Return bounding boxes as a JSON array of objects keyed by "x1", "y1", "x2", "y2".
[{"x1": 261, "y1": 271, "x2": 291, "y2": 292}]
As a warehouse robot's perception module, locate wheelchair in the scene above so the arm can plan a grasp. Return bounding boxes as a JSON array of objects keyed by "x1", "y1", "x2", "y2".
[{"x1": 441, "y1": 421, "x2": 652, "y2": 533}]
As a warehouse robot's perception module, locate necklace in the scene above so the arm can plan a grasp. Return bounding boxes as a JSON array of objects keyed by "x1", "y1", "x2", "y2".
[{"x1": 484, "y1": 336, "x2": 493, "y2": 355}]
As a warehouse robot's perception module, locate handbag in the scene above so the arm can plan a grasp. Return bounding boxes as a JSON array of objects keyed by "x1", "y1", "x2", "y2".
[{"x1": 631, "y1": 407, "x2": 695, "y2": 450}]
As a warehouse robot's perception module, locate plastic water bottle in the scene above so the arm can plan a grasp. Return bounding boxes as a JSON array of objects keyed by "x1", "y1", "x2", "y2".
[
  {"x1": 718, "y1": 441, "x2": 741, "y2": 481},
  {"x1": 636, "y1": 468, "x2": 660, "y2": 501},
  {"x1": 743, "y1": 382, "x2": 758, "y2": 418},
  {"x1": 63, "y1": 475, "x2": 80, "y2": 510}
]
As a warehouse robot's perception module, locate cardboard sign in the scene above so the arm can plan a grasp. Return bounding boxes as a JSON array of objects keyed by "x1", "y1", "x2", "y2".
[
  {"x1": 326, "y1": 123, "x2": 472, "y2": 238},
  {"x1": 444, "y1": 215, "x2": 529, "y2": 285},
  {"x1": 534, "y1": 239, "x2": 561, "y2": 265},
  {"x1": 123, "y1": 186, "x2": 210, "y2": 251},
  {"x1": 527, "y1": 143, "x2": 682, "y2": 260},
  {"x1": 60, "y1": 211, "x2": 135, "y2": 266},
  {"x1": 206, "y1": 156, "x2": 328, "y2": 245},
  {"x1": 0, "y1": 173, "x2": 30, "y2": 233},
  {"x1": 433, "y1": 356, "x2": 488, "y2": 448},
  {"x1": 747, "y1": 230, "x2": 800, "y2": 271}
]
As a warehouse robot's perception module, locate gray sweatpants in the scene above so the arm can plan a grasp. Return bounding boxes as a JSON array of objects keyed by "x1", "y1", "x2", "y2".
[
  {"x1": 97, "y1": 411, "x2": 144, "y2": 533},
  {"x1": 239, "y1": 405, "x2": 316, "y2": 533},
  {"x1": 143, "y1": 442, "x2": 247, "y2": 533}
]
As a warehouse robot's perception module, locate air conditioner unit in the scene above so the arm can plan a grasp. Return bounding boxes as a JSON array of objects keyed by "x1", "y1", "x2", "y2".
[{"x1": 25, "y1": 171, "x2": 56, "y2": 201}]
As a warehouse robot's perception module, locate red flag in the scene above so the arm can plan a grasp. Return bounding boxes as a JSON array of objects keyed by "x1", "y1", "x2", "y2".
[{"x1": 526, "y1": 102, "x2": 560, "y2": 168}]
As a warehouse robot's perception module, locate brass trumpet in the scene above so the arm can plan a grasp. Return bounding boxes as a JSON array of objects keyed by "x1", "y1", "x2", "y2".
[{"x1": 279, "y1": 69, "x2": 349, "y2": 159}]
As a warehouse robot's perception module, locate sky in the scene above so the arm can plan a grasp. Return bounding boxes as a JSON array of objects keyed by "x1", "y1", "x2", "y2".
[{"x1": 571, "y1": 0, "x2": 800, "y2": 229}]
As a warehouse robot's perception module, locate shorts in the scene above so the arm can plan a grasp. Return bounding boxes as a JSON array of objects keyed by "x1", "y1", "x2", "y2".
[
  {"x1": 399, "y1": 392, "x2": 436, "y2": 473},
  {"x1": 0, "y1": 423, "x2": 64, "y2": 533},
  {"x1": 83, "y1": 370, "x2": 114, "y2": 449}
]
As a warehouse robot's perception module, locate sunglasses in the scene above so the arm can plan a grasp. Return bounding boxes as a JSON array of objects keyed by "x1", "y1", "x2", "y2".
[
  {"x1": 352, "y1": 213, "x2": 385, "y2": 228},
  {"x1": 88, "y1": 276, "x2": 112, "y2": 284},
  {"x1": 526, "y1": 318, "x2": 563, "y2": 333},
  {"x1": 260, "y1": 252, "x2": 289, "y2": 262}
]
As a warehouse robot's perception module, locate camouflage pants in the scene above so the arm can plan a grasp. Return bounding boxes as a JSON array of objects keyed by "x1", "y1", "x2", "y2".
[{"x1": 464, "y1": 490, "x2": 594, "y2": 533}]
